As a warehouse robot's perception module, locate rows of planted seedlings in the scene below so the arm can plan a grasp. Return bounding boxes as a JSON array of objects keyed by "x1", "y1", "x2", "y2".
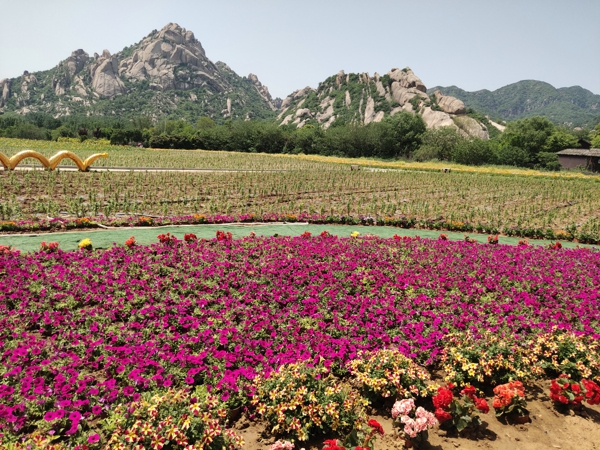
[
  {"x1": 2, "y1": 169, "x2": 600, "y2": 240},
  {"x1": 0, "y1": 138, "x2": 344, "y2": 171},
  {"x1": 1, "y1": 234, "x2": 599, "y2": 448}
]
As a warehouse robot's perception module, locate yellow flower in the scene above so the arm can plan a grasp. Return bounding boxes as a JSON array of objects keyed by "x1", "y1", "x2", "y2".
[
  {"x1": 350, "y1": 231, "x2": 360, "y2": 237},
  {"x1": 78, "y1": 238, "x2": 93, "y2": 250}
]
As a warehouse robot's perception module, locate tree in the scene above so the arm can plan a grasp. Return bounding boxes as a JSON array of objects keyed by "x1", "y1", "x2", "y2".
[
  {"x1": 197, "y1": 117, "x2": 216, "y2": 130},
  {"x1": 377, "y1": 111, "x2": 427, "y2": 159},
  {"x1": 592, "y1": 123, "x2": 600, "y2": 148},
  {"x1": 413, "y1": 127, "x2": 464, "y2": 161},
  {"x1": 499, "y1": 117, "x2": 555, "y2": 158}
]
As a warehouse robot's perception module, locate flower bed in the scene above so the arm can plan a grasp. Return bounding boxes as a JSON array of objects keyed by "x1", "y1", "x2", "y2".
[
  {"x1": 1, "y1": 212, "x2": 599, "y2": 244},
  {"x1": 1, "y1": 235, "x2": 600, "y2": 446}
]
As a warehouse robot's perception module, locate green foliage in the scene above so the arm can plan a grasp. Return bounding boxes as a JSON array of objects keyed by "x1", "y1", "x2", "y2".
[
  {"x1": 414, "y1": 127, "x2": 464, "y2": 161},
  {"x1": 451, "y1": 138, "x2": 495, "y2": 166},
  {"x1": 535, "y1": 152, "x2": 561, "y2": 171},
  {"x1": 500, "y1": 116, "x2": 555, "y2": 157},
  {"x1": 493, "y1": 145, "x2": 531, "y2": 167},
  {"x1": 197, "y1": 116, "x2": 216, "y2": 129},
  {"x1": 592, "y1": 123, "x2": 600, "y2": 147},
  {"x1": 429, "y1": 81, "x2": 600, "y2": 127},
  {"x1": 543, "y1": 130, "x2": 579, "y2": 152}
]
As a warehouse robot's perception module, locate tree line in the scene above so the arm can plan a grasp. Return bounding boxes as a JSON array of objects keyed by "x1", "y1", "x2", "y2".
[{"x1": 1, "y1": 110, "x2": 597, "y2": 170}]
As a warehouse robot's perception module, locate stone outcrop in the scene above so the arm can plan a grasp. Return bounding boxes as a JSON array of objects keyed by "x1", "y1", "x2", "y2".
[
  {"x1": 248, "y1": 73, "x2": 277, "y2": 110},
  {"x1": 420, "y1": 107, "x2": 456, "y2": 129},
  {"x1": 118, "y1": 22, "x2": 225, "y2": 92},
  {"x1": 434, "y1": 90, "x2": 465, "y2": 115},
  {"x1": 0, "y1": 79, "x2": 10, "y2": 107},
  {"x1": 276, "y1": 66, "x2": 489, "y2": 139},
  {"x1": 90, "y1": 50, "x2": 126, "y2": 98}
]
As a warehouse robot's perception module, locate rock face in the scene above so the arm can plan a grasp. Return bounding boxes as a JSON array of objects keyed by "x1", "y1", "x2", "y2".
[
  {"x1": 434, "y1": 90, "x2": 465, "y2": 115},
  {"x1": 91, "y1": 50, "x2": 126, "y2": 98},
  {"x1": 247, "y1": 73, "x2": 278, "y2": 110},
  {"x1": 0, "y1": 79, "x2": 10, "y2": 107},
  {"x1": 276, "y1": 67, "x2": 489, "y2": 139},
  {"x1": 118, "y1": 23, "x2": 223, "y2": 92}
]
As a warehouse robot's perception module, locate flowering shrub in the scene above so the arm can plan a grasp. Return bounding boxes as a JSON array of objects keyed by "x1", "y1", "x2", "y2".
[
  {"x1": 103, "y1": 387, "x2": 244, "y2": 450},
  {"x1": 216, "y1": 230, "x2": 233, "y2": 241},
  {"x1": 2, "y1": 236, "x2": 600, "y2": 441},
  {"x1": 432, "y1": 385, "x2": 489, "y2": 432},
  {"x1": 157, "y1": 232, "x2": 178, "y2": 244},
  {"x1": 438, "y1": 234, "x2": 448, "y2": 240},
  {"x1": 492, "y1": 381, "x2": 528, "y2": 417},
  {"x1": 78, "y1": 238, "x2": 92, "y2": 251},
  {"x1": 346, "y1": 349, "x2": 435, "y2": 401},
  {"x1": 487, "y1": 235, "x2": 499, "y2": 245},
  {"x1": 391, "y1": 399, "x2": 437, "y2": 447},
  {"x1": 0, "y1": 244, "x2": 17, "y2": 255},
  {"x1": 137, "y1": 216, "x2": 154, "y2": 226},
  {"x1": 321, "y1": 419, "x2": 384, "y2": 450},
  {"x1": 549, "y1": 374, "x2": 585, "y2": 406},
  {"x1": 582, "y1": 379, "x2": 600, "y2": 405},
  {"x1": 270, "y1": 440, "x2": 295, "y2": 450},
  {"x1": 40, "y1": 241, "x2": 60, "y2": 253},
  {"x1": 441, "y1": 332, "x2": 532, "y2": 386},
  {"x1": 124, "y1": 236, "x2": 136, "y2": 248},
  {"x1": 251, "y1": 361, "x2": 367, "y2": 441},
  {"x1": 184, "y1": 233, "x2": 198, "y2": 242},
  {"x1": 529, "y1": 331, "x2": 600, "y2": 381}
]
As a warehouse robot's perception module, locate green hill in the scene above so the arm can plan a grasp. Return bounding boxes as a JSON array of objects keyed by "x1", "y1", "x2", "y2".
[{"x1": 428, "y1": 81, "x2": 600, "y2": 127}]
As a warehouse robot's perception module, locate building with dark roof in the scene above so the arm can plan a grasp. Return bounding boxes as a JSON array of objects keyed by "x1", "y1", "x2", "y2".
[{"x1": 557, "y1": 148, "x2": 600, "y2": 172}]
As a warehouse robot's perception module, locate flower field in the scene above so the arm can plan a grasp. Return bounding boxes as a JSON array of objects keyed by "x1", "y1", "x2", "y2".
[
  {"x1": 2, "y1": 167, "x2": 600, "y2": 243},
  {"x1": 1, "y1": 234, "x2": 600, "y2": 447}
]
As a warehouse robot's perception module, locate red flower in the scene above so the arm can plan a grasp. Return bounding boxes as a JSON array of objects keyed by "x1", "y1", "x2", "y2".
[
  {"x1": 368, "y1": 419, "x2": 384, "y2": 435},
  {"x1": 434, "y1": 408, "x2": 452, "y2": 423},
  {"x1": 323, "y1": 439, "x2": 344, "y2": 450},
  {"x1": 433, "y1": 386, "x2": 454, "y2": 409},
  {"x1": 582, "y1": 379, "x2": 600, "y2": 405},
  {"x1": 461, "y1": 385, "x2": 477, "y2": 400},
  {"x1": 184, "y1": 233, "x2": 197, "y2": 242},
  {"x1": 474, "y1": 397, "x2": 489, "y2": 414}
]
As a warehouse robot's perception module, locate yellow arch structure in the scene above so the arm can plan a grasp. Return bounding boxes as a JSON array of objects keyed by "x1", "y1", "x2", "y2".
[{"x1": 0, "y1": 150, "x2": 108, "y2": 171}]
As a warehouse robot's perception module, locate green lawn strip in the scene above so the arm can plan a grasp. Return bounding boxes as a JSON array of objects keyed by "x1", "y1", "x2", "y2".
[{"x1": 1, "y1": 224, "x2": 595, "y2": 253}]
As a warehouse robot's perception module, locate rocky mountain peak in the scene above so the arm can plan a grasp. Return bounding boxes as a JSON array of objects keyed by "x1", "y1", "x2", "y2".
[
  {"x1": 276, "y1": 67, "x2": 489, "y2": 139},
  {"x1": 118, "y1": 22, "x2": 221, "y2": 92}
]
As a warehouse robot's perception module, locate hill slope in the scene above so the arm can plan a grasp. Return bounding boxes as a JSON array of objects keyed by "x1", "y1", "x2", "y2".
[
  {"x1": 428, "y1": 80, "x2": 600, "y2": 127},
  {"x1": 277, "y1": 68, "x2": 490, "y2": 138},
  {"x1": 0, "y1": 23, "x2": 278, "y2": 123}
]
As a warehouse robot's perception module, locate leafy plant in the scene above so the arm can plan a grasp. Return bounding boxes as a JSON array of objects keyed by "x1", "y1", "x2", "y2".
[
  {"x1": 250, "y1": 361, "x2": 367, "y2": 441},
  {"x1": 346, "y1": 349, "x2": 435, "y2": 401}
]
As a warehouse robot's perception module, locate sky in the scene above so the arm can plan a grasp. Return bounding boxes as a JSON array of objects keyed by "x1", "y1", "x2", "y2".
[{"x1": 0, "y1": 0, "x2": 599, "y2": 99}]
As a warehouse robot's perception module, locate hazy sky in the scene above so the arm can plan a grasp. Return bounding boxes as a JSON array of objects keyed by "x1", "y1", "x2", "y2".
[{"x1": 1, "y1": 0, "x2": 598, "y2": 98}]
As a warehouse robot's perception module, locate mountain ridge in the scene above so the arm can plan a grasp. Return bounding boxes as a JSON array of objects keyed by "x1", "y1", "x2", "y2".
[
  {"x1": 428, "y1": 80, "x2": 600, "y2": 127},
  {"x1": 0, "y1": 23, "x2": 278, "y2": 123},
  {"x1": 1, "y1": 23, "x2": 598, "y2": 129}
]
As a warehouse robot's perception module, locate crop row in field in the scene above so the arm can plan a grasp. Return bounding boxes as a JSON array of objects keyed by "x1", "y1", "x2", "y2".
[
  {"x1": 2, "y1": 168, "x2": 600, "y2": 239},
  {"x1": 1, "y1": 235, "x2": 599, "y2": 446},
  {"x1": 3, "y1": 138, "x2": 600, "y2": 183},
  {"x1": 0, "y1": 138, "x2": 344, "y2": 171}
]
